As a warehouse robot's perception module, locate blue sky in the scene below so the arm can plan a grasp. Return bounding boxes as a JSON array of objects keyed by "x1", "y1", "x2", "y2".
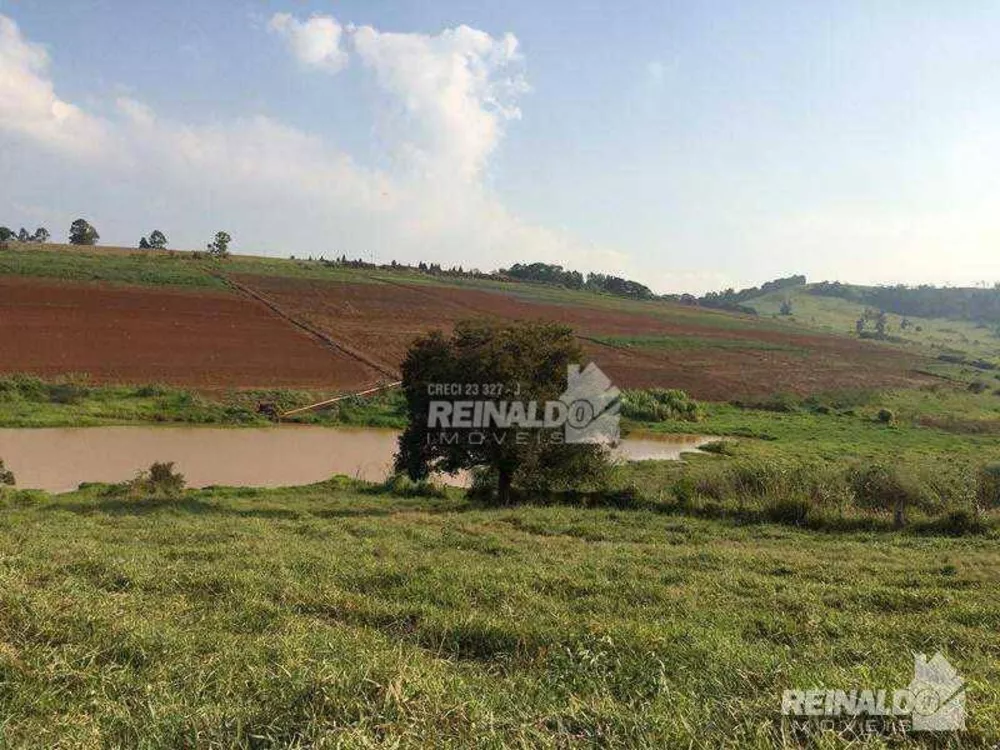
[{"x1": 2, "y1": 1, "x2": 999, "y2": 292}]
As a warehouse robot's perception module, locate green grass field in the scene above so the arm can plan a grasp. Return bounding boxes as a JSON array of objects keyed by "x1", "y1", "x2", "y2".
[
  {"x1": 747, "y1": 284, "x2": 1000, "y2": 363},
  {"x1": 0, "y1": 245, "x2": 225, "y2": 289},
  {"x1": 0, "y1": 481, "x2": 996, "y2": 747}
]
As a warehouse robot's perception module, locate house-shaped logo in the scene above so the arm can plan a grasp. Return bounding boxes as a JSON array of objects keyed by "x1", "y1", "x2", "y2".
[
  {"x1": 908, "y1": 652, "x2": 966, "y2": 731},
  {"x1": 560, "y1": 363, "x2": 620, "y2": 444}
]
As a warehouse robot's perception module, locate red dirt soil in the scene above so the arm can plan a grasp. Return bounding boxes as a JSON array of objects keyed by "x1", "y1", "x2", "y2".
[
  {"x1": 230, "y1": 274, "x2": 933, "y2": 400},
  {"x1": 0, "y1": 276, "x2": 379, "y2": 389}
]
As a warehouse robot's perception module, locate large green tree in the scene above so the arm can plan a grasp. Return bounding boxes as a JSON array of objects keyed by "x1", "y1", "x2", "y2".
[
  {"x1": 206, "y1": 231, "x2": 231, "y2": 258},
  {"x1": 68, "y1": 219, "x2": 99, "y2": 245},
  {"x1": 148, "y1": 230, "x2": 167, "y2": 249},
  {"x1": 395, "y1": 320, "x2": 612, "y2": 504}
]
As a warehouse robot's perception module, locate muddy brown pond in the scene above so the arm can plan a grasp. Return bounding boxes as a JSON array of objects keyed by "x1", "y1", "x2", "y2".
[{"x1": 0, "y1": 427, "x2": 713, "y2": 493}]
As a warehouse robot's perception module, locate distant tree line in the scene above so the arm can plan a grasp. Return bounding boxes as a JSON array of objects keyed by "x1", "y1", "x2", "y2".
[
  {"x1": 0, "y1": 218, "x2": 236, "y2": 259},
  {"x1": 0, "y1": 225, "x2": 50, "y2": 244},
  {"x1": 809, "y1": 281, "x2": 1000, "y2": 323},
  {"x1": 499, "y1": 262, "x2": 655, "y2": 300},
  {"x1": 663, "y1": 274, "x2": 806, "y2": 314},
  {"x1": 303, "y1": 257, "x2": 655, "y2": 301}
]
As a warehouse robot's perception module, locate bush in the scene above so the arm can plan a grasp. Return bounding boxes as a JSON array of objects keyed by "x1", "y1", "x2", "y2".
[
  {"x1": 0, "y1": 374, "x2": 47, "y2": 402},
  {"x1": 730, "y1": 393, "x2": 800, "y2": 413},
  {"x1": 699, "y1": 440, "x2": 735, "y2": 456},
  {"x1": 876, "y1": 408, "x2": 895, "y2": 424},
  {"x1": 764, "y1": 496, "x2": 812, "y2": 526},
  {"x1": 671, "y1": 475, "x2": 698, "y2": 506},
  {"x1": 976, "y1": 464, "x2": 1000, "y2": 510},
  {"x1": 128, "y1": 461, "x2": 186, "y2": 498},
  {"x1": 380, "y1": 474, "x2": 448, "y2": 498},
  {"x1": 931, "y1": 509, "x2": 989, "y2": 537},
  {"x1": 726, "y1": 461, "x2": 779, "y2": 496},
  {"x1": 848, "y1": 462, "x2": 933, "y2": 528},
  {"x1": 968, "y1": 380, "x2": 989, "y2": 394},
  {"x1": 47, "y1": 382, "x2": 90, "y2": 405},
  {"x1": 0, "y1": 459, "x2": 14, "y2": 487},
  {"x1": 132, "y1": 384, "x2": 168, "y2": 398},
  {"x1": 620, "y1": 388, "x2": 699, "y2": 422}
]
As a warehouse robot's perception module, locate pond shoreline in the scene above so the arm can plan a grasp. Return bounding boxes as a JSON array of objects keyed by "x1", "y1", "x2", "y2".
[{"x1": 0, "y1": 425, "x2": 712, "y2": 494}]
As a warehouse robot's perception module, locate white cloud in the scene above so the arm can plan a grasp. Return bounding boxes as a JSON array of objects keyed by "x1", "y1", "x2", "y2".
[
  {"x1": 0, "y1": 12, "x2": 631, "y2": 282},
  {"x1": 0, "y1": 15, "x2": 109, "y2": 156},
  {"x1": 266, "y1": 12, "x2": 527, "y2": 182},
  {"x1": 351, "y1": 23, "x2": 527, "y2": 182},
  {"x1": 268, "y1": 13, "x2": 348, "y2": 73}
]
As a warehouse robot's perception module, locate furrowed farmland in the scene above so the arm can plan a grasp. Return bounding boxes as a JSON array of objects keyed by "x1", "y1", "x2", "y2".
[
  {"x1": 1, "y1": 246, "x2": 933, "y2": 399},
  {"x1": 0, "y1": 274, "x2": 380, "y2": 389}
]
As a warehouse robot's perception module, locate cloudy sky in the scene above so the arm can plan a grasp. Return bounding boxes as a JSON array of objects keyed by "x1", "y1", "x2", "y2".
[{"x1": 2, "y1": 1, "x2": 999, "y2": 293}]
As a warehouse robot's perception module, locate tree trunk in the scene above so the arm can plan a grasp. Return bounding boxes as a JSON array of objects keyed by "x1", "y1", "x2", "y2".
[
  {"x1": 498, "y1": 467, "x2": 513, "y2": 506},
  {"x1": 893, "y1": 499, "x2": 906, "y2": 529}
]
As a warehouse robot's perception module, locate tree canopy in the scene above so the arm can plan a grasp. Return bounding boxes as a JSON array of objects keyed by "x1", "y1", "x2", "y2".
[
  {"x1": 207, "y1": 231, "x2": 231, "y2": 258},
  {"x1": 148, "y1": 230, "x2": 167, "y2": 249},
  {"x1": 499, "y1": 262, "x2": 655, "y2": 300},
  {"x1": 395, "y1": 320, "x2": 612, "y2": 504},
  {"x1": 68, "y1": 219, "x2": 99, "y2": 246}
]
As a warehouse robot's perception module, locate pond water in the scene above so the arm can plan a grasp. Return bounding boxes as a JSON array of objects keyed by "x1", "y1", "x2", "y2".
[{"x1": 0, "y1": 426, "x2": 713, "y2": 494}]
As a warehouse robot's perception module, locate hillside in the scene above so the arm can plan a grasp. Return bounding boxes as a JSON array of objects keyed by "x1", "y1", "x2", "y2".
[
  {"x1": 0, "y1": 244, "x2": 937, "y2": 400},
  {"x1": 745, "y1": 282, "x2": 1000, "y2": 365}
]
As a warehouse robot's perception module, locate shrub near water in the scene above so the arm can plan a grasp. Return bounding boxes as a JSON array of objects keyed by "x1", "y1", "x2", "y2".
[
  {"x1": 0, "y1": 459, "x2": 14, "y2": 488},
  {"x1": 118, "y1": 461, "x2": 186, "y2": 499},
  {"x1": 375, "y1": 474, "x2": 448, "y2": 499},
  {"x1": 620, "y1": 388, "x2": 699, "y2": 422}
]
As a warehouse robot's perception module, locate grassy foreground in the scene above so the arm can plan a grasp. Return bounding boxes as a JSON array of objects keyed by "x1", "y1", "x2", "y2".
[{"x1": 0, "y1": 482, "x2": 996, "y2": 748}]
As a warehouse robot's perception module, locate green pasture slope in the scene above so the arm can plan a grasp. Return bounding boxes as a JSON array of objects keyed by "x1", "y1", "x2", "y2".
[
  {"x1": 0, "y1": 243, "x2": 224, "y2": 289},
  {"x1": 746, "y1": 282, "x2": 1000, "y2": 364},
  {"x1": 0, "y1": 481, "x2": 996, "y2": 747}
]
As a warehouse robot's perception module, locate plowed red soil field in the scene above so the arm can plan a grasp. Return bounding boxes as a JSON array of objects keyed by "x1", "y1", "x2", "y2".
[
  {"x1": 230, "y1": 274, "x2": 932, "y2": 400},
  {"x1": 0, "y1": 276, "x2": 379, "y2": 388}
]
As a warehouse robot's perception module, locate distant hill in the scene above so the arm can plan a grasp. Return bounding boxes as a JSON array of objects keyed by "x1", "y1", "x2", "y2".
[
  {"x1": 804, "y1": 281, "x2": 1000, "y2": 324},
  {"x1": 739, "y1": 280, "x2": 1000, "y2": 365}
]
